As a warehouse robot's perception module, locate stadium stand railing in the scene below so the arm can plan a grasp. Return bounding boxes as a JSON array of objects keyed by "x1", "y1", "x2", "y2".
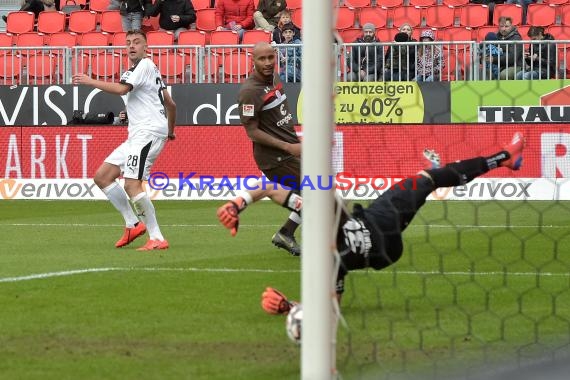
[{"x1": 0, "y1": 40, "x2": 568, "y2": 85}]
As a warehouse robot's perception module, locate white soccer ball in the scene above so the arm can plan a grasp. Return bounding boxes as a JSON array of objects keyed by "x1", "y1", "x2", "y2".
[{"x1": 286, "y1": 303, "x2": 303, "y2": 344}]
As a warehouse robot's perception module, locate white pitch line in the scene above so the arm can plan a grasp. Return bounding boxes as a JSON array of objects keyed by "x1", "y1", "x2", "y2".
[
  {"x1": 0, "y1": 267, "x2": 568, "y2": 284},
  {"x1": 0, "y1": 223, "x2": 563, "y2": 229}
]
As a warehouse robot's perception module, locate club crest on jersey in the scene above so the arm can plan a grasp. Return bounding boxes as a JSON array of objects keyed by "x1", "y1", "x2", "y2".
[{"x1": 242, "y1": 104, "x2": 254, "y2": 117}]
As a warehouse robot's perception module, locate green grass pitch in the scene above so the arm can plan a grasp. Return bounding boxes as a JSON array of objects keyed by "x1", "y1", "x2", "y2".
[{"x1": 0, "y1": 200, "x2": 569, "y2": 379}]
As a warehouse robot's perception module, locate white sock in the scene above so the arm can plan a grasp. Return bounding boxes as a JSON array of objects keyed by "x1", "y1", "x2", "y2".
[
  {"x1": 102, "y1": 182, "x2": 139, "y2": 228},
  {"x1": 288, "y1": 211, "x2": 302, "y2": 225},
  {"x1": 132, "y1": 192, "x2": 164, "y2": 241}
]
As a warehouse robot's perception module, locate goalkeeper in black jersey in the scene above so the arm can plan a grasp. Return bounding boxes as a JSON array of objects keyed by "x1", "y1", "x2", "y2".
[{"x1": 217, "y1": 132, "x2": 525, "y2": 311}]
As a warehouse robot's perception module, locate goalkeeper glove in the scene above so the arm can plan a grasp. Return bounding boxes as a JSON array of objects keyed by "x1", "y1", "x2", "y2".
[
  {"x1": 261, "y1": 287, "x2": 296, "y2": 315},
  {"x1": 217, "y1": 197, "x2": 247, "y2": 236}
]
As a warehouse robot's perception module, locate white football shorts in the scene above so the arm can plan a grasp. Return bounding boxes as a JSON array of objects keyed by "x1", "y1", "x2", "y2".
[{"x1": 105, "y1": 133, "x2": 167, "y2": 180}]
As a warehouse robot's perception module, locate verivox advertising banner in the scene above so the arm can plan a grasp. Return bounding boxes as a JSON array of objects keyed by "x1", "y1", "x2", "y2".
[
  {"x1": 451, "y1": 80, "x2": 570, "y2": 123},
  {"x1": 0, "y1": 83, "x2": 449, "y2": 126},
  {"x1": 2, "y1": 123, "x2": 570, "y2": 200}
]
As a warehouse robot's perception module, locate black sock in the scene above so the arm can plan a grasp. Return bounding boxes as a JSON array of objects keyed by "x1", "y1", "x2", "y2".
[
  {"x1": 485, "y1": 151, "x2": 510, "y2": 169},
  {"x1": 426, "y1": 157, "x2": 490, "y2": 188}
]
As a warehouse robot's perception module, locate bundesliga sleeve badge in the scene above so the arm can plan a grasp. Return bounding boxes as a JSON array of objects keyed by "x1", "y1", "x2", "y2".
[{"x1": 242, "y1": 104, "x2": 254, "y2": 117}]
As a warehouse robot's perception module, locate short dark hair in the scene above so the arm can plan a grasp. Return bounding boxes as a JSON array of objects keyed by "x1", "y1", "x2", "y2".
[
  {"x1": 498, "y1": 16, "x2": 513, "y2": 25},
  {"x1": 126, "y1": 29, "x2": 147, "y2": 41},
  {"x1": 528, "y1": 26, "x2": 545, "y2": 38}
]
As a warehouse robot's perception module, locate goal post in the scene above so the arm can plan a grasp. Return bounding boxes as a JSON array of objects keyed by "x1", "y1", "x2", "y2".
[{"x1": 301, "y1": 0, "x2": 336, "y2": 379}]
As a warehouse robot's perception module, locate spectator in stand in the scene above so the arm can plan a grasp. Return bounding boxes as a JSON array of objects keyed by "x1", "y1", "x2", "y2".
[
  {"x1": 515, "y1": 26, "x2": 556, "y2": 80},
  {"x1": 2, "y1": 0, "x2": 58, "y2": 22},
  {"x1": 479, "y1": 32, "x2": 503, "y2": 80},
  {"x1": 278, "y1": 23, "x2": 301, "y2": 82},
  {"x1": 413, "y1": 30, "x2": 445, "y2": 82},
  {"x1": 272, "y1": 9, "x2": 300, "y2": 43},
  {"x1": 254, "y1": 0, "x2": 287, "y2": 32},
  {"x1": 146, "y1": 0, "x2": 196, "y2": 40},
  {"x1": 495, "y1": 16, "x2": 523, "y2": 79},
  {"x1": 108, "y1": 0, "x2": 151, "y2": 31},
  {"x1": 384, "y1": 31, "x2": 414, "y2": 81},
  {"x1": 346, "y1": 22, "x2": 383, "y2": 82},
  {"x1": 215, "y1": 0, "x2": 255, "y2": 42}
]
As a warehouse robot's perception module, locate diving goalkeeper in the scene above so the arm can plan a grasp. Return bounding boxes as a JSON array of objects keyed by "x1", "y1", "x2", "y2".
[{"x1": 217, "y1": 132, "x2": 525, "y2": 313}]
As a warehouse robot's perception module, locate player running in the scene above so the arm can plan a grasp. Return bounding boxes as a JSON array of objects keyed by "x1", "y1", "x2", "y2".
[{"x1": 73, "y1": 30, "x2": 176, "y2": 251}]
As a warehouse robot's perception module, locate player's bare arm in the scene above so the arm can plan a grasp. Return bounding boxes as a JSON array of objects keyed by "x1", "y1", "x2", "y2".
[
  {"x1": 162, "y1": 89, "x2": 177, "y2": 140},
  {"x1": 72, "y1": 74, "x2": 131, "y2": 96}
]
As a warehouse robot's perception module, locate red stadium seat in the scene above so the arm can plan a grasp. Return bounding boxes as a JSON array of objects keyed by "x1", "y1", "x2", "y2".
[
  {"x1": 0, "y1": 55, "x2": 22, "y2": 85},
  {"x1": 559, "y1": 4, "x2": 570, "y2": 25},
  {"x1": 69, "y1": 10, "x2": 98, "y2": 33},
  {"x1": 196, "y1": 8, "x2": 217, "y2": 31},
  {"x1": 142, "y1": 15, "x2": 160, "y2": 32},
  {"x1": 111, "y1": 32, "x2": 127, "y2": 46},
  {"x1": 344, "y1": 0, "x2": 371, "y2": 6},
  {"x1": 376, "y1": 27, "x2": 398, "y2": 42},
  {"x1": 475, "y1": 25, "x2": 497, "y2": 42},
  {"x1": 287, "y1": 0, "x2": 303, "y2": 9},
  {"x1": 222, "y1": 51, "x2": 252, "y2": 83},
  {"x1": 157, "y1": 53, "x2": 185, "y2": 83},
  {"x1": 26, "y1": 54, "x2": 56, "y2": 85},
  {"x1": 409, "y1": 0, "x2": 436, "y2": 6},
  {"x1": 392, "y1": 6, "x2": 422, "y2": 27},
  {"x1": 6, "y1": 12, "x2": 35, "y2": 34},
  {"x1": 0, "y1": 33, "x2": 14, "y2": 51},
  {"x1": 517, "y1": 25, "x2": 531, "y2": 40},
  {"x1": 242, "y1": 30, "x2": 272, "y2": 45},
  {"x1": 359, "y1": 7, "x2": 389, "y2": 29},
  {"x1": 339, "y1": 28, "x2": 363, "y2": 43},
  {"x1": 493, "y1": 4, "x2": 522, "y2": 26},
  {"x1": 544, "y1": 0, "x2": 568, "y2": 4},
  {"x1": 335, "y1": 6, "x2": 356, "y2": 30},
  {"x1": 89, "y1": 0, "x2": 110, "y2": 12},
  {"x1": 291, "y1": 8, "x2": 302, "y2": 28},
  {"x1": 146, "y1": 30, "x2": 175, "y2": 55},
  {"x1": 100, "y1": 11, "x2": 123, "y2": 34},
  {"x1": 178, "y1": 30, "x2": 207, "y2": 47},
  {"x1": 192, "y1": 0, "x2": 213, "y2": 10},
  {"x1": 209, "y1": 30, "x2": 239, "y2": 54},
  {"x1": 548, "y1": 25, "x2": 570, "y2": 41},
  {"x1": 37, "y1": 11, "x2": 66, "y2": 34},
  {"x1": 15, "y1": 32, "x2": 46, "y2": 57},
  {"x1": 439, "y1": 26, "x2": 473, "y2": 43},
  {"x1": 48, "y1": 32, "x2": 78, "y2": 49},
  {"x1": 79, "y1": 31, "x2": 111, "y2": 55},
  {"x1": 376, "y1": 0, "x2": 403, "y2": 7},
  {"x1": 443, "y1": 0, "x2": 468, "y2": 6},
  {"x1": 90, "y1": 52, "x2": 121, "y2": 80},
  {"x1": 460, "y1": 4, "x2": 489, "y2": 28},
  {"x1": 426, "y1": 5, "x2": 456, "y2": 28},
  {"x1": 526, "y1": 4, "x2": 556, "y2": 27}
]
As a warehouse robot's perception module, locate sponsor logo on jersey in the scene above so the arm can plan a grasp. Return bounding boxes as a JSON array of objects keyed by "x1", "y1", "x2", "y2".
[{"x1": 242, "y1": 104, "x2": 254, "y2": 117}]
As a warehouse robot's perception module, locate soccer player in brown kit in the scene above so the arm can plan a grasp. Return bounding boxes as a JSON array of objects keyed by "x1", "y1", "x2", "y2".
[{"x1": 237, "y1": 42, "x2": 302, "y2": 256}]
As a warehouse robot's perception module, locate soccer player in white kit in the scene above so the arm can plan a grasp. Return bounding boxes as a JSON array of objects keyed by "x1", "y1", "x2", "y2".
[{"x1": 73, "y1": 30, "x2": 176, "y2": 251}]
